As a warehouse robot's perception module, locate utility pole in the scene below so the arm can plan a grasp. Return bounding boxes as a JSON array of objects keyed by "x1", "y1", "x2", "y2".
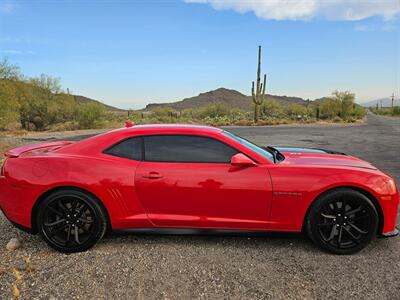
[
  {"x1": 380, "y1": 99, "x2": 383, "y2": 109},
  {"x1": 391, "y1": 93, "x2": 395, "y2": 109}
]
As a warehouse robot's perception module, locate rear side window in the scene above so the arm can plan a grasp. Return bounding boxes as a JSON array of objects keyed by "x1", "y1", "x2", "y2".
[
  {"x1": 104, "y1": 137, "x2": 142, "y2": 161},
  {"x1": 144, "y1": 135, "x2": 238, "y2": 163}
]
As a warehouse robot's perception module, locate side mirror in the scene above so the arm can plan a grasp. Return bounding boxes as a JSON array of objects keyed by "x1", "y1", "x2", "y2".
[{"x1": 230, "y1": 153, "x2": 257, "y2": 167}]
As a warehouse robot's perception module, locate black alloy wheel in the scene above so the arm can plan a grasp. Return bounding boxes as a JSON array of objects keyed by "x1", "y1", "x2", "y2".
[
  {"x1": 306, "y1": 188, "x2": 378, "y2": 254},
  {"x1": 37, "y1": 189, "x2": 107, "y2": 253}
]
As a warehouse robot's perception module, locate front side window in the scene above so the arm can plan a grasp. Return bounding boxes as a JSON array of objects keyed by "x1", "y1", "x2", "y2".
[
  {"x1": 222, "y1": 131, "x2": 274, "y2": 162},
  {"x1": 104, "y1": 137, "x2": 142, "y2": 161},
  {"x1": 144, "y1": 135, "x2": 238, "y2": 163}
]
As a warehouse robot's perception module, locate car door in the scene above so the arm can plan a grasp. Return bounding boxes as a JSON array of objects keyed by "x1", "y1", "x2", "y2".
[{"x1": 134, "y1": 134, "x2": 273, "y2": 230}]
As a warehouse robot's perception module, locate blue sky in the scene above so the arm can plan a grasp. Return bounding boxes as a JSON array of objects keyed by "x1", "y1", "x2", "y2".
[{"x1": 0, "y1": 0, "x2": 399, "y2": 109}]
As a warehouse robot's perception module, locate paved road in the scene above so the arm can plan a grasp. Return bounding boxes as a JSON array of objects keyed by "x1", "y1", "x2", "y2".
[
  {"x1": 228, "y1": 113, "x2": 400, "y2": 183},
  {"x1": 0, "y1": 114, "x2": 399, "y2": 299}
]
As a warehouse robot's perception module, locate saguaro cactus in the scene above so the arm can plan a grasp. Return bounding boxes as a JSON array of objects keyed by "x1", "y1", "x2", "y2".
[{"x1": 251, "y1": 46, "x2": 267, "y2": 123}]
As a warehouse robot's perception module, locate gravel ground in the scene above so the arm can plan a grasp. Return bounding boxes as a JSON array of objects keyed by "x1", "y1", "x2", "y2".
[{"x1": 0, "y1": 113, "x2": 399, "y2": 299}]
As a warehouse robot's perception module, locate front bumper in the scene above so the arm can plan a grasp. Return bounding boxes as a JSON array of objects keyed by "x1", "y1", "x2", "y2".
[{"x1": 381, "y1": 227, "x2": 399, "y2": 238}]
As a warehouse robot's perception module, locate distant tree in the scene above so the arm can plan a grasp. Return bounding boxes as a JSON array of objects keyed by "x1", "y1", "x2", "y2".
[
  {"x1": 0, "y1": 81, "x2": 20, "y2": 129},
  {"x1": 29, "y1": 74, "x2": 62, "y2": 94},
  {"x1": 332, "y1": 91, "x2": 355, "y2": 120},
  {"x1": 0, "y1": 57, "x2": 22, "y2": 80},
  {"x1": 319, "y1": 98, "x2": 341, "y2": 119}
]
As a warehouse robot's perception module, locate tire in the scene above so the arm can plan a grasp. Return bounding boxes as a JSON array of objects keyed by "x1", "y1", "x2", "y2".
[
  {"x1": 306, "y1": 188, "x2": 378, "y2": 254},
  {"x1": 36, "y1": 189, "x2": 108, "y2": 253}
]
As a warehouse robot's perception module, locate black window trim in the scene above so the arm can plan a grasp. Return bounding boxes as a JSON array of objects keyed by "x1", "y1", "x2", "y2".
[{"x1": 103, "y1": 133, "x2": 249, "y2": 164}]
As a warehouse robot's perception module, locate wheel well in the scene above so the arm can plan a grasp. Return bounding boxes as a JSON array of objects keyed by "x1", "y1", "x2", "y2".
[
  {"x1": 31, "y1": 186, "x2": 112, "y2": 234},
  {"x1": 302, "y1": 186, "x2": 384, "y2": 235}
]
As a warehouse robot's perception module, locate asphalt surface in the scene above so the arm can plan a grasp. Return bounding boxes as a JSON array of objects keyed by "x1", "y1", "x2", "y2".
[{"x1": 0, "y1": 113, "x2": 399, "y2": 299}]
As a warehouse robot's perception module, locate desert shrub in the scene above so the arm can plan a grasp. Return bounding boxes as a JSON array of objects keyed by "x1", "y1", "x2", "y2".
[
  {"x1": 151, "y1": 107, "x2": 179, "y2": 118},
  {"x1": 393, "y1": 106, "x2": 400, "y2": 116},
  {"x1": 319, "y1": 98, "x2": 341, "y2": 119},
  {"x1": 260, "y1": 100, "x2": 284, "y2": 118},
  {"x1": 0, "y1": 80, "x2": 20, "y2": 130},
  {"x1": 198, "y1": 103, "x2": 231, "y2": 119},
  {"x1": 285, "y1": 103, "x2": 310, "y2": 119},
  {"x1": 352, "y1": 105, "x2": 366, "y2": 119},
  {"x1": 74, "y1": 102, "x2": 106, "y2": 129}
]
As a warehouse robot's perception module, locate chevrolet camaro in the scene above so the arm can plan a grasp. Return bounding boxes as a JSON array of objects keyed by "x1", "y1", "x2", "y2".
[{"x1": 0, "y1": 124, "x2": 398, "y2": 254}]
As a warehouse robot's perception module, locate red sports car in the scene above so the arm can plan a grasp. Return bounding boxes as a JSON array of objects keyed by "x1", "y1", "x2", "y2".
[{"x1": 0, "y1": 124, "x2": 398, "y2": 254}]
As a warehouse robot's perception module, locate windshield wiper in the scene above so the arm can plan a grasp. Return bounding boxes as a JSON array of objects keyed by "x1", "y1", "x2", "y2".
[{"x1": 264, "y1": 146, "x2": 285, "y2": 163}]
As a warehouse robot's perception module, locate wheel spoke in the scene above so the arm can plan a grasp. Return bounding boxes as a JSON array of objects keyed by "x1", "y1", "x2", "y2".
[
  {"x1": 348, "y1": 222, "x2": 368, "y2": 234},
  {"x1": 323, "y1": 225, "x2": 337, "y2": 242},
  {"x1": 337, "y1": 226, "x2": 343, "y2": 248},
  {"x1": 74, "y1": 228, "x2": 81, "y2": 245},
  {"x1": 48, "y1": 206, "x2": 64, "y2": 217},
  {"x1": 71, "y1": 199, "x2": 78, "y2": 214},
  {"x1": 321, "y1": 213, "x2": 336, "y2": 219},
  {"x1": 58, "y1": 201, "x2": 69, "y2": 214},
  {"x1": 65, "y1": 225, "x2": 72, "y2": 245},
  {"x1": 44, "y1": 219, "x2": 66, "y2": 227},
  {"x1": 343, "y1": 226, "x2": 360, "y2": 242},
  {"x1": 334, "y1": 201, "x2": 341, "y2": 213},
  {"x1": 341, "y1": 199, "x2": 347, "y2": 214},
  {"x1": 350, "y1": 214, "x2": 370, "y2": 222},
  {"x1": 345, "y1": 206, "x2": 362, "y2": 216},
  {"x1": 318, "y1": 222, "x2": 335, "y2": 227},
  {"x1": 78, "y1": 217, "x2": 93, "y2": 224},
  {"x1": 47, "y1": 224, "x2": 68, "y2": 238}
]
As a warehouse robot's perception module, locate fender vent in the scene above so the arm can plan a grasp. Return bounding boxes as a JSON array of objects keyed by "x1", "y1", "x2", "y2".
[{"x1": 108, "y1": 188, "x2": 132, "y2": 215}]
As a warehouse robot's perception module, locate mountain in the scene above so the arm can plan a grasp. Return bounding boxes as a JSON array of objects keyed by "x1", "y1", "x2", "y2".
[
  {"x1": 361, "y1": 98, "x2": 400, "y2": 108},
  {"x1": 145, "y1": 88, "x2": 309, "y2": 111},
  {"x1": 73, "y1": 95, "x2": 123, "y2": 111}
]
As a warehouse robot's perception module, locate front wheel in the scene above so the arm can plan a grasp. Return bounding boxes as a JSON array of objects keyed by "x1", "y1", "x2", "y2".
[
  {"x1": 36, "y1": 189, "x2": 108, "y2": 253},
  {"x1": 306, "y1": 188, "x2": 378, "y2": 254}
]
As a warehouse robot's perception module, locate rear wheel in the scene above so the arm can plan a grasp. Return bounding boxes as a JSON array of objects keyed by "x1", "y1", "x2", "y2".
[
  {"x1": 306, "y1": 188, "x2": 378, "y2": 254},
  {"x1": 36, "y1": 189, "x2": 107, "y2": 253}
]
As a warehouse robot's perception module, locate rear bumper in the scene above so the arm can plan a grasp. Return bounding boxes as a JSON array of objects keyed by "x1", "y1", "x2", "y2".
[
  {"x1": 0, "y1": 206, "x2": 34, "y2": 234},
  {"x1": 0, "y1": 177, "x2": 37, "y2": 230}
]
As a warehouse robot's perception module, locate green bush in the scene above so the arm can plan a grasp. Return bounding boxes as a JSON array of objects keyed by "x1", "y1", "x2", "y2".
[
  {"x1": 352, "y1": 105, "x2": 366, "y2": 119},
  {"x1": 74, "y1": 102, "x2": 106, "y2": 129},
  {"x1": 197, "y1": 103, "x2": 231, "y2": 119}
]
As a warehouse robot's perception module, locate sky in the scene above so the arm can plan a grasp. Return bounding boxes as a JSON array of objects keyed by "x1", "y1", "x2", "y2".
[{"x1": 0, "y1": 0, "x2": 399, "y2": 109}]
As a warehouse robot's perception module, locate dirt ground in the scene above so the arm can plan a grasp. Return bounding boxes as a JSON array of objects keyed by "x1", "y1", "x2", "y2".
[{"x1": 0, "y1": 113, "x2": 399, "y2": 299}]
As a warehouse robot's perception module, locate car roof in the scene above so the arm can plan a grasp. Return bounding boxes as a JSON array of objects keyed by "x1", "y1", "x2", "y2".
[{"x1": 115, "y1": 124, "x2": 222, "y2": 134}]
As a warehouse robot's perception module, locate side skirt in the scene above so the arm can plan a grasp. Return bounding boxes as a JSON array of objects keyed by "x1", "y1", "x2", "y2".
[{"x1": 113, "y1": 227, "x2": 301, "y2": 238}]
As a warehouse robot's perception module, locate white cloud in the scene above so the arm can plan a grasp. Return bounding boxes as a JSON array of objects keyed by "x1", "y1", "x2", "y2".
[
  {"x1": 0, "y1": 1, "x2": 16, "y2": 14},
  {"x1": 185, "y1": 0, "x2": 400, "y2": 21}
]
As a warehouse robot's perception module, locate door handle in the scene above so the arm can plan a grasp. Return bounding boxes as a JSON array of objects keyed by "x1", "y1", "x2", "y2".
[{"x1": 142, "y1": 172, "x2": 163, "y2": 179}]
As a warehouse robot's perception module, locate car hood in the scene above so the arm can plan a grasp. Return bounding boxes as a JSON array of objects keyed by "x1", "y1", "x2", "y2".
[{"x1": 276, "y1": 147, "x2": 377, "y2": 170}]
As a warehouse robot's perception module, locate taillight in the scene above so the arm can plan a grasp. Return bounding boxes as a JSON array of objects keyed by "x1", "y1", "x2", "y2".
[{"x1": 1, "y1": 158, "x2": 7, "y2": 177}]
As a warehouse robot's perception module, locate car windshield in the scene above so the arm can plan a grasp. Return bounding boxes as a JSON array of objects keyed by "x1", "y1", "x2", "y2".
[{"x1": 222, "y1": 131, "x2": 275, "y2": 162}]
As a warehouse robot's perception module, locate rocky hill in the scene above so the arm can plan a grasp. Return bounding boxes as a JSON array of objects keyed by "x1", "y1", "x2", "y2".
[
  {"x1": 73, "y1": 95, "x2": 122, "y2": 111},
  {"x1": 145, "y1": 88, "x2": 309, "y2": 111}
]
